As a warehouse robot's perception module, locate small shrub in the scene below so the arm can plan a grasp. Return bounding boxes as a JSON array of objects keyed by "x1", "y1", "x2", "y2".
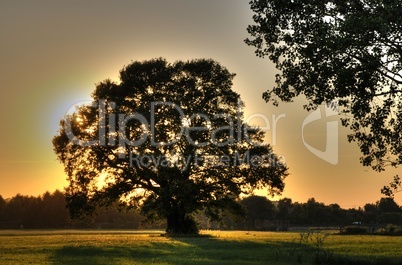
[
  {"x1": 342, "y1": 226, "x2": 368, "y2": 235},
  {"x1": 385, "y1": 224, "x2": 397, "y2": 234},
  {"x1": 394, "y1": 228, "x2": 402, "y2": 236},
  {"x1": 381, "y1": 224, "x2": 402, "y2": 236}
]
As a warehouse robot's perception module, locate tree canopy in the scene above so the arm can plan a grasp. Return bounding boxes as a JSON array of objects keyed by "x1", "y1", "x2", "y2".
[
  {"x1": 246, "y1": 0, "x2": 402, "y2": 195},
  {"x1": 53, "y1": 58, "x2": 288, "y2": 234}
]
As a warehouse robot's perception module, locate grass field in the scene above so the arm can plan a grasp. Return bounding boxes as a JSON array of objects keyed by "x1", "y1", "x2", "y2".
[{"x1": 0, "y1": 230, "x2": 402, "y2": 265}]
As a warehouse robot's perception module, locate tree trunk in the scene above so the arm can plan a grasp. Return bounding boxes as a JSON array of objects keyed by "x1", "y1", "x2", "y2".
[{"x1": 166, "y1": 211, "x2": 198, "y2": 234}]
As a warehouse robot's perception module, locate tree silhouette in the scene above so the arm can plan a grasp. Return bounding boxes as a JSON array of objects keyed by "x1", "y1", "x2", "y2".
[
  {"x1": 277, "y1": 197, "x2": 292, "y2": 220},
  {"x1": 378, "y1": 197, "x2": 401, "y2": 213},
  {"x1": 0, "y1": 195, "x2": 5, "y2": 223},
  {"x1": 246, "y1": 0, "x2": 402, "y2": 194},
  {"x1": 41, "y1": 190, "x2": 69, "y2": 228},
  {"x1": 241, "y1": 195, "x2": 277, "y2": 229},
  {"x1": 53, "y1": 58, "x2": 288, "y2": 234}
]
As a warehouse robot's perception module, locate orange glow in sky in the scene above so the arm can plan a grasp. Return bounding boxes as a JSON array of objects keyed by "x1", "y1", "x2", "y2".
[{"x1": 0, "y1": 1, "x2": 400, "y2": 208}]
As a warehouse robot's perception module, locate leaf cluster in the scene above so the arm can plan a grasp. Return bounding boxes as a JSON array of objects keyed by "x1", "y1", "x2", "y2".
[{"x1": 246, "y1": 0, "x2": 402, "y2": 189}]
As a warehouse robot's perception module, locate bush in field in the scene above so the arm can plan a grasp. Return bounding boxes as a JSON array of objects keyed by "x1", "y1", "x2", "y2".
[
  {"x1": 342, "y1": 226, "x2": 368, "y2": 235},
  {"x1": 396, "y1": 229, "x2": 402, "y2": 236},
  {"x1": 379, "y1": 224, "x2": 402, "y2": 236},
  {"x1": 386, "y1": 224, "x2": 397, "y2": 234}
]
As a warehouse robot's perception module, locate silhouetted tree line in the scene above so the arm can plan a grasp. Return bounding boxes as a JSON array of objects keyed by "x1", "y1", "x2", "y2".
[
  {"x1": 201, "y1": 196, "x2": 402, "y2": 231},
  {"x1": 0, "y1": 190, "x2": 157, "y2": 229},
  {"x1": 0, "y1": 191, "x2": 401, "y2": 230}
]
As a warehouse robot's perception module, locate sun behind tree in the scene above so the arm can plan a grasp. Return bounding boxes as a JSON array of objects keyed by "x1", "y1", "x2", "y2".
[{"x1": 53, "y1": 58, "x2": 288, "y2": 234}]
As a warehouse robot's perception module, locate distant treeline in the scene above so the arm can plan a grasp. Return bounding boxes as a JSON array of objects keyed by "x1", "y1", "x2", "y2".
[
  {"x1": 0, "y1": 190, "x2": 153, "y2": 230},
  {"x1": 0, "y1": 191, "x2": 401, "y2": 230},
  {"x1": 221, "y1": 196, "x2": 402, "y2": 231}
]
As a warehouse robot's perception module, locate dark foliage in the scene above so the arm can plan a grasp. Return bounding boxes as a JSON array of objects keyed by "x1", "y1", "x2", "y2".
[
  {"x1": 0, "y1": 192, "x2": 401, "y2": 230},
  {"x1": 246, "y1": 0, "x2": 402, "y2": 195},
  {"x1": 342, "y1": 226, "x2": 369, "y2": 235},
  {"x1": 0, "y1": 190, "x2": 148, "y2": 229},
  {"x1": 52, "y1": 58, "x2": 288, "y2": 234}
]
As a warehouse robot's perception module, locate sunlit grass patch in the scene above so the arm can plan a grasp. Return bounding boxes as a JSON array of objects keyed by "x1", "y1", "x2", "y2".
[
  {"x1": 325, "y1": 234, "x2": 402, "y2": 259},
  {"x1": 0, "y1": 230, "x2": 402, "y2": 265}
]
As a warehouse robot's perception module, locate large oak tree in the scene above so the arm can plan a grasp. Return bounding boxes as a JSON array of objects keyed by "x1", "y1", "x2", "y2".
[
  {"x1": 53, "y1": 58, "x2": 288, "y2": 234},
  {"x1": 246, "y1": 0, "x2": 402, "y2": 195}
]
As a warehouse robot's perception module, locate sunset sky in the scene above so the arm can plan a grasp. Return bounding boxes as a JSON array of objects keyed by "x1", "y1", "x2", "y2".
[{"x1": 0, "y1": 0, "x2": 400, "y2": 208}]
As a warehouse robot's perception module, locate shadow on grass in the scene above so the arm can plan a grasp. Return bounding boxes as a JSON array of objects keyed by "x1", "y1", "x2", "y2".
[
  {"x1": 51, "y1": 236, "x2": 298, "y2": 265},
  {"x1": 51, "y1": 234, "x2": 402, "y2": 265}
]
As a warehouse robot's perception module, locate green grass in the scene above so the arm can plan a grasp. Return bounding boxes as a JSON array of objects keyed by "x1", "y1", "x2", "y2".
[{"x1": 0, "y1": 230, "x2": 401, "y2": 264}]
